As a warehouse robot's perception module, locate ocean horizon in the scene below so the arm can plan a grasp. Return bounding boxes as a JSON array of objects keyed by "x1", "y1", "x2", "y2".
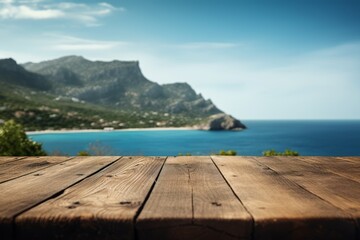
[{"x1": 27, "y1": 120, "x2": 360, "y2": 156}]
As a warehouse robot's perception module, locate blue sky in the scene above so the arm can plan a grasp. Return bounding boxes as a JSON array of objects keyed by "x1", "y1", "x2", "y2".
[{"x1": 1, "y1": 0, "x2": 360, "y2": 119}]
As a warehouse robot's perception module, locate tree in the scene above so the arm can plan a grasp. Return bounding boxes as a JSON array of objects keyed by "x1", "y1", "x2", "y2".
[{"x1": 0, "y1": 120, "x2": 47, "y2": 156}]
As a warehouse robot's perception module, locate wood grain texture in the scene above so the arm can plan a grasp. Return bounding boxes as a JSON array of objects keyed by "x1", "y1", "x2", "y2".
[
  {"x1": 0, "y1": 156, "x2": 71, "y2": 183},
  {"x1": 255, "y1": 156, "x2": 360, "y2": 239},
  {"x1": 0, "y1": 156, "x2": 119, "y2": 240},
  {"x1": 15, "y1": 156, "x2": 166, "y2": 240},
  {"x1": 212, "y1": 156, "x2": 356, "y2": 240},
  {"x1": 298, "y1": 157, "x2": 360, "y2": 183},
  {"x1": 256, "y1": 157, "x2": 360, "y2": 214},
  {"x1": 0, "y1": 156, "x2": 359, "y2": 240},
  {"x1": 137, "y1": 156, "x2": 252, "y2": 240},
  {"x1": 336, "y1": 157, "x2": 360, "y2": 163},
  {"x1": 0, "y1": 157, "x2": 26, "y2": 165}
]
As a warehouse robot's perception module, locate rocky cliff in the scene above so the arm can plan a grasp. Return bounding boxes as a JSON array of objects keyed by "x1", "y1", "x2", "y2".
[
  {"x1": 23, "y1": 56, "x2": 222, "y2": 116},
  {"x1": 198, "y1": 114, "x2": 246, "y2": 130}
]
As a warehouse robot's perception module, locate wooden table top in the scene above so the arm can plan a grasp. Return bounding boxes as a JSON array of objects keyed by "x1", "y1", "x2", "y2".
[{"x1": 0, "y1": 156, "x2": 359, "y2": 240}]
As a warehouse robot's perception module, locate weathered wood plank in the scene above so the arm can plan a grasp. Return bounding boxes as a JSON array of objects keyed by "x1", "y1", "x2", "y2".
[
  {"x1": 298, "y1": 157, "x2": 360, "y2": 183},
  {"x1": 212, "y1": 156, "x2": 356, "y2": 240},
  {"x1": 0, "y1": 156, "x2": 71, "y2": 183},
  {"x1": 15, "y1": 156, "x2": 166, "y2": 240},
  {"x1": 0, "y1": 157, "x2": 26, "y2": 165},
  {"x1": 0, "y1": 156, "x2": 119, "y2": 240},
  {"x1": 336, "y1": 157, "x2": 360, "y2": 163},
  {"x1": 137, "y1": 156, "x2": 252, "y2": 240},
  {"x1": 255, "y1": 156, "x2": 360, "y2": 239}
]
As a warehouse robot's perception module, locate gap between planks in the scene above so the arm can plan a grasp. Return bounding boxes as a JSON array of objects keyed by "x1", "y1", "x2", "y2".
[
  {"x1": 212, "y1": 156, "x2": 357, "y2": 240},
  {"x1": 256, "y1": 156, "x2": 360, "y2": 215},
  {"x1": 0, "y1": 156, "x2": 121, "y2": 240},
  {"x1": 0, "y1": 156, "x2": 73, "y2": 183},
  {"x1": 1, "y1": 156, "x2": 359, "y2": 240},
  {"x1": 254, "y1": 156, "x2": 360, "y2": 239},
  {"x1": 15, "y1": 156, "x2": 166, "y2": 240},
  {"x1": 0, "y1": 157, "x2": 27, "y2": 165},
  {"x1": 137, "y1": 156, "x2": 252, "y2": 240},
  {"x1": 296, "y1": 156, "x2": 360, "y2": 184}
]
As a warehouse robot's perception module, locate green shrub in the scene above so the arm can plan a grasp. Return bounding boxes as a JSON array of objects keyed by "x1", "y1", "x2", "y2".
[
  {"x1": 75, "y1": 142, "x2": 114, "y2": 156},
  {"x1": 216, "y1": 150, "x2": 237, "y2": 156},
  {"x1": 0, "y1": 120, "x2": 47, "y2": 156},
  {"x1": 178, "y1": 153, "x2": 192, "y2": 156},
  {"x1": 77, "y1": 151, "x2": 90, "y2": 156},
  {"x1": 262, "y1": 149, "x2": 299, "y2": 156},
  {"x1": 283, "y1": 149, "x2": 299, "y2": 156}
]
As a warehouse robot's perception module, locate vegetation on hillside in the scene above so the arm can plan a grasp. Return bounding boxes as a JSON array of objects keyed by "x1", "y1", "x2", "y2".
[
  {"x1": 0, "y1": 120, "x2": 46, "y2": 156},
  {"x1": 0, "y1": 83, "x2": 202, "y2": 131}
]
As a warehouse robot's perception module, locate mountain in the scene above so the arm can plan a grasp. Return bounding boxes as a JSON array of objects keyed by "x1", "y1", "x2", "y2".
[
  {"x1": 0, "y1": 56, "x2": 245, "y2": 131},
  {"x1": 23, "y1": 56, "x2": 221, "y2": 116},
  {"x1": 0, "y1": 58, "x2": 51, "y2": 91}
]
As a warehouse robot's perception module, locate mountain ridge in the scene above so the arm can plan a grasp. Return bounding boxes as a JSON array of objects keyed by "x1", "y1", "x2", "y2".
[
  {"x1": 22, "y1": 56, "x2": 222, "y2": 116},
  {"x1": 0, "y1": 56, "x2": 245, "y2": 130},
  {"x1": 0, "y1": 58, "x2": 52, "y2": 91}
]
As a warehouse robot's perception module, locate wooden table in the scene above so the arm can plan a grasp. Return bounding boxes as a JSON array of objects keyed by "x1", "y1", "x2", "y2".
[{"x1": 0, "y1": 156, "x2": 359, "y2": 240}]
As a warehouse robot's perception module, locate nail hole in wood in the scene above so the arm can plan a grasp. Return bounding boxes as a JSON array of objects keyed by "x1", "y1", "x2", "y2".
[{"x1": 211, "y1": 202, "x2": 222, "y2": 207}]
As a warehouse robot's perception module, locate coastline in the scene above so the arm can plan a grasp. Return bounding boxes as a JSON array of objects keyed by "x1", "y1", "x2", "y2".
[{"x1": 26, "y1": 127, "x2": 197, "y2": 135}]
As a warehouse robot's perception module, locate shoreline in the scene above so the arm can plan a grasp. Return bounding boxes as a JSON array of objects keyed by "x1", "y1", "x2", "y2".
[{"x1": 26, "y1": 127, "x2": 197, "y2": 135}]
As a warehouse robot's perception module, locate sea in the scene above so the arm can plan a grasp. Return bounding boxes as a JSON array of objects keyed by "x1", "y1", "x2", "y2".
[{"x1": 28, "y1": 120, "x2": 360, "y2": 156}]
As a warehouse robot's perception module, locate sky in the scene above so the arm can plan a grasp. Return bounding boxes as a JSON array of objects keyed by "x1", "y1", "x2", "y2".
[{"x1": 1, "y1": 0, "x2": 360, "y2": 120}]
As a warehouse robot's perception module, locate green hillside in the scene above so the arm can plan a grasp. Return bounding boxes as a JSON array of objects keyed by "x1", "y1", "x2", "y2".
[{"x1": 0, "y1": 82, "x2": 202, "y2": 131}]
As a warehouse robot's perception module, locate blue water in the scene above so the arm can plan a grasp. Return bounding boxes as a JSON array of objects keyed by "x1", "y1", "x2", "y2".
[{"x1": 28, "y1": 120, "x2": 360, "y2": 156}]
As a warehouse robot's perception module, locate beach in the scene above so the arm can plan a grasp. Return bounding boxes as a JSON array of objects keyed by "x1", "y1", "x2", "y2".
[{"x1": 26, "y1": 127, "x2": 196, "y2": 135}]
